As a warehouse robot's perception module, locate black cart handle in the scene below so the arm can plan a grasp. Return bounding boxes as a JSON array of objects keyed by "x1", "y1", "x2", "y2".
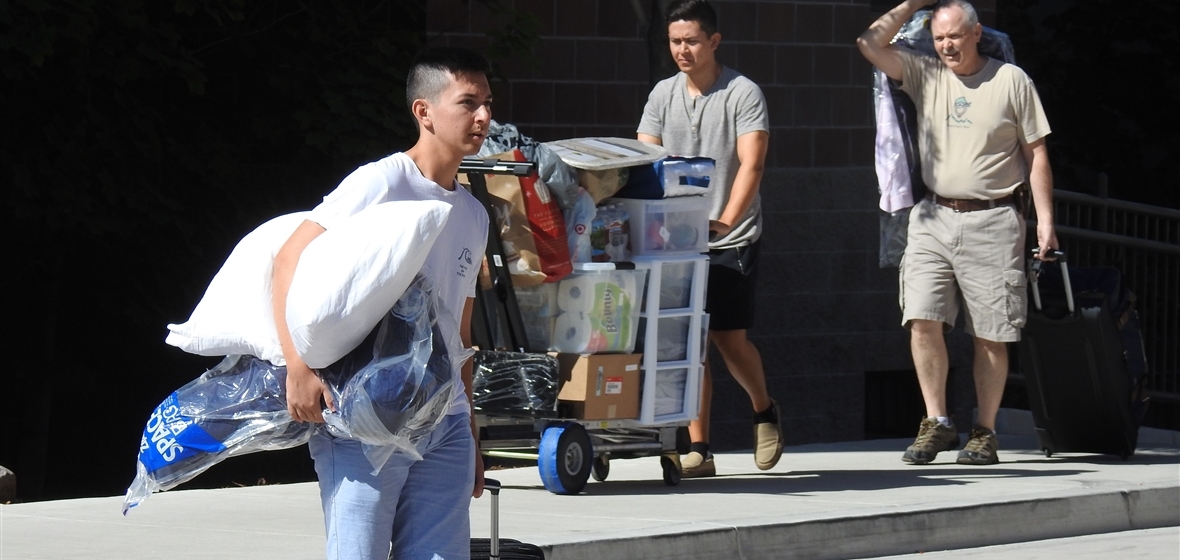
[{"x1": 1032, "y1": 248, "x2": 1066, "y2": 261}]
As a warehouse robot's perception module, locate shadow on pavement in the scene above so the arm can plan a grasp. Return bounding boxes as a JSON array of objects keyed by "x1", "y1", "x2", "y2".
[{"x1": 509, "y1": 466, "x2": 1096, "y2": 497}]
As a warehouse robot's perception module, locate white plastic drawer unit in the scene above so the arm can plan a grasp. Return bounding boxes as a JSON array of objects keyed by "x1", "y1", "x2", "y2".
[{"x1": 632, "y1": 255, "x2": 710, "y2": 425}]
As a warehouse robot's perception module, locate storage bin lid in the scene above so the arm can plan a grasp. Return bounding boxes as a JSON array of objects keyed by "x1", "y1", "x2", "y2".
[{"x1": 543, "y1": 137, "x2": 666, "y2": 171}]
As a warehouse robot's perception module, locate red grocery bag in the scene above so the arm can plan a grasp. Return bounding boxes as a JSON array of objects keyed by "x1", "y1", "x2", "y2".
[{"x1": 482, "y1": 150, "x2": 572, "y2": 286}]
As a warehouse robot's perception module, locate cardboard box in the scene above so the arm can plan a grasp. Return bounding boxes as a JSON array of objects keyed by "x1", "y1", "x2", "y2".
[
  {"x1": 554, "y1": 353, "x2": 641, "y2": 420},
  {"x1": 576, "y1": 167, "x2": 629, "y2": 203}
]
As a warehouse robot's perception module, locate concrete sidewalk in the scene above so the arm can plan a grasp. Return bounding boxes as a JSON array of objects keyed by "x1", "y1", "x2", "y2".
[{"x1": 3, "y1": 421, "x2": 1177, "y2": 560}]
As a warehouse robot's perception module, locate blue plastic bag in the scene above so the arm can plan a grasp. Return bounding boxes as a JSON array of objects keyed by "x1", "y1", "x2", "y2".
[{"x1": 615, "y1": 156, "x2": 715, "y2": 200}]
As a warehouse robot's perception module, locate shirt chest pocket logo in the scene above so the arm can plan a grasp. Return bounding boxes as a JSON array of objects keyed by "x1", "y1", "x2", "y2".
[{"x1": 948, "y1": 96, "x2": 973, "y2": 127}]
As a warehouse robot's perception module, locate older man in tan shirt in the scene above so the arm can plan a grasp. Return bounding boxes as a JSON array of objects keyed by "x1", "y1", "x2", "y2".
[{"x1": 858, "y1": 0, "x2": 1058, "y2": 465}]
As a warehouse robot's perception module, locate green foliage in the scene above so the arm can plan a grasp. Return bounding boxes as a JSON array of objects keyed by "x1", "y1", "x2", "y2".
[{"x1": 480, "y1": 0, "x2": 541, "y2": 76}]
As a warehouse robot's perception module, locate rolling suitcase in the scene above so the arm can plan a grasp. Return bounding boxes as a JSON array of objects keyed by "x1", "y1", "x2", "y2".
[
  {"x1": 470, "y1": 478, "x2": 545, "y2": 560},
  {"x1": 1017, "y1": 250, "x2": 1148, "y2": 459}
]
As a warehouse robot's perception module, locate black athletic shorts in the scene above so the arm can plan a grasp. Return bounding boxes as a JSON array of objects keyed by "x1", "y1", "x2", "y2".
[{"x1": 704, "y1": 239, "x2": 761, "y2": 331}]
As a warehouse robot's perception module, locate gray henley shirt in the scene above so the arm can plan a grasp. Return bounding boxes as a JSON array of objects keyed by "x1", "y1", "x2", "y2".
[{"x1": 637, "y1": 66, "x2": 770, "y2": 249}]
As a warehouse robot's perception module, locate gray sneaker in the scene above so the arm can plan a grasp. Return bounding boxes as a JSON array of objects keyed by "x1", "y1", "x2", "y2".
[
  {"x1": 902, "y1": 418, "x2": 960, "y2": 465},
  {"x1": 957, "y1": 425, "x2": 1000, "y2": 465},
  {"x1": 680, "y1": 451, "x2": 716, "y2": 478}
]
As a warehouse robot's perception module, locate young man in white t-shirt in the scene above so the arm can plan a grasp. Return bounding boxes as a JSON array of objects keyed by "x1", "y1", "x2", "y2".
[{"x1": 271, "y1": 47, "x2": 492, "y2": 559}]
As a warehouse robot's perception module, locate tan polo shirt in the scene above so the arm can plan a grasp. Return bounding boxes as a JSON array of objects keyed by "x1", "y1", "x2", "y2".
[{"x1": 899, "y1": 52, "x2": 1051, "y2": 200}]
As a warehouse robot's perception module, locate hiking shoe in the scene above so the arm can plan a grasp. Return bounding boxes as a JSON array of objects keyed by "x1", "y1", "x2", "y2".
[
  {"x1": 901, "y1": 418, "x2": 960, "y2": 465},
  {"x1": 753, "y1": 400, "x2": 784, "y2": 470},
  {"x1": 680, "y1": 451, "x2": 716, "y2": 478},
  {"x1": 957, "y1": 425, "x2": 1000, "y2": 465}
]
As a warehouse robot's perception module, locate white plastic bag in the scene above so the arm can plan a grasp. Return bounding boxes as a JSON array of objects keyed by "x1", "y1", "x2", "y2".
[{"x1": 565, "y1": 187, "x2": 596, "y2": 263}]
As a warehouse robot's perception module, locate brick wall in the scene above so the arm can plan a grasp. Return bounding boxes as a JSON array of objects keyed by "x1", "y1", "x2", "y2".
[
  {"x1": 429, "y1": 0, "x2": 996, "y2": 448},
  {"x1": 427, "y1": 0, "x2": 887, "y2": 169}
]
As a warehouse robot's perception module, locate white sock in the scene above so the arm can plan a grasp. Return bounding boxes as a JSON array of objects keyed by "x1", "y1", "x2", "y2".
[{"x1": 934, "y1": 416, "x2": 953, "y2": 428}]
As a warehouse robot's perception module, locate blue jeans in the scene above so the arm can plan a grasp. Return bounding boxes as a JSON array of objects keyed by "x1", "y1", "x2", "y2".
[{"x1": 309, "y1": 412, "x2": 473, "y2": 560}]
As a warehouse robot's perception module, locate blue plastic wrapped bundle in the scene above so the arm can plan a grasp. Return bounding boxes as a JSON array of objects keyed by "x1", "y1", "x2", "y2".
[
  {"x1": 615, "y1": 156, "x2": 715, "y2": 200},
  {"x1": 123, "y1": 275, "x2": 463, "y2": 513},
  {"x1": 122, "y1": 355, "x2": 311, "y2": 514}
]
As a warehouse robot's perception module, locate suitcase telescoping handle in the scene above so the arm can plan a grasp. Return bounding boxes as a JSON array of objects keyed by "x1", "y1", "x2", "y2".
[
  {"x1": 1029, "y1": 249, "x2": 1072, "y2": 313},
  {"x1": 484, "y1": 478, "x2": 502, "y2": 560}
]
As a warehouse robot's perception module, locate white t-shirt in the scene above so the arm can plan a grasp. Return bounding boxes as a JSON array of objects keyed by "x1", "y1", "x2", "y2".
[{"x1": 309, "y1": 152, "x2": 489, "y2": 416}]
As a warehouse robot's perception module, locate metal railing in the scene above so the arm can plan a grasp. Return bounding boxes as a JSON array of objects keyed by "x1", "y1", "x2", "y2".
[{"x1": 1033, "y1": 181, "x2": 1180, "y2": 402}]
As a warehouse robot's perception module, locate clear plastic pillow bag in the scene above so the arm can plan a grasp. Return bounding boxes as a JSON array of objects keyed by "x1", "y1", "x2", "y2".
[
  {"x1": 317, "y1": 275, "x2": 469, "y2": 472},
  {"x1": 123, "y1": 275, "x2": 467, "y2": 514}
]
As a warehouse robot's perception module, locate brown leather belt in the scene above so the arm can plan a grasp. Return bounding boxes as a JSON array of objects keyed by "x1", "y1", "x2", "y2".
[{"x1": 927, "y1": 192, "x2": 1016, "y2": 212}]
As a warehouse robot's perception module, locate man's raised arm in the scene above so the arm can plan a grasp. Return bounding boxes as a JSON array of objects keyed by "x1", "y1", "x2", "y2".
[{"x1": 856, "y1": 0, "x2": 936, "y2": 81}]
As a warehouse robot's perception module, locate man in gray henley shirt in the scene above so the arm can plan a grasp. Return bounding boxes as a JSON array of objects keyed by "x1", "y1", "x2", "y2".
[{"x1": 638, "y1": 0, "x2": 783, "y2": 478}]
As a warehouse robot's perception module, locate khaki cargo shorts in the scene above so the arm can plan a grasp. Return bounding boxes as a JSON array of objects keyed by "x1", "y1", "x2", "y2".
[{"x1": 899, "y1": 198, "x2": 1027, "y2": 343}]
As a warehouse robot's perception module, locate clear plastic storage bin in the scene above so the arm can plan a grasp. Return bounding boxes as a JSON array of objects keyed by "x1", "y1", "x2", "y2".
[
  {"x1": 611, "y1": 197, "x2": 710, "y2": 256},
  {"x1": 636, "y1": 316, "x2": 692, "y2": 362}
]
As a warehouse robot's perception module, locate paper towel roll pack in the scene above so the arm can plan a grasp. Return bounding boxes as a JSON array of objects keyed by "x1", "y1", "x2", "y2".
[
  {"x1": 556, "y1": 274, "x2": 595, "y2": 313},
  {"x1": 550, "y1": 269, "x2": 646, "y2": 354}
]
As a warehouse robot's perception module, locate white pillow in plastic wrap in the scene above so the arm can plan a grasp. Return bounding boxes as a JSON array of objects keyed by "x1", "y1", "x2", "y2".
[
  {"x1": 286, "y1": 200, "x2": 451, "y2": 369},
  {"x1": 165, "y1": 212, "x2": 310, "y2": 365}
]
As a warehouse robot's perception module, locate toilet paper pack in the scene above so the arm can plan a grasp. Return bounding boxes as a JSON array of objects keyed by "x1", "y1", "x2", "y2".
[{"x1": 550, "y1": 270, "x2": 645, "y2": 354}]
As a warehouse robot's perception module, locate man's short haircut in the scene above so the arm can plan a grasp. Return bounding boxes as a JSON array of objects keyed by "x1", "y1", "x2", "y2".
[
  {"x1": 405, "y1": 47, "x2": 491, "y2": 108},
  {"x1": 666, "y1": 0, "x2": 718, "y2": 36},
  {"x1": 932, "y1": 0, "x2": 980, "y2": 28}
]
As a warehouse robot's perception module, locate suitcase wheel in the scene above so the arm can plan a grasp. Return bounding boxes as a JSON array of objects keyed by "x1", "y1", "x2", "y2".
[
  {"x1": 1043, "y1": 448, "x2": 1052, "y2": 458},
  {"x1": 538, "y1": 422, "x2": 592, "y2": 495}
]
